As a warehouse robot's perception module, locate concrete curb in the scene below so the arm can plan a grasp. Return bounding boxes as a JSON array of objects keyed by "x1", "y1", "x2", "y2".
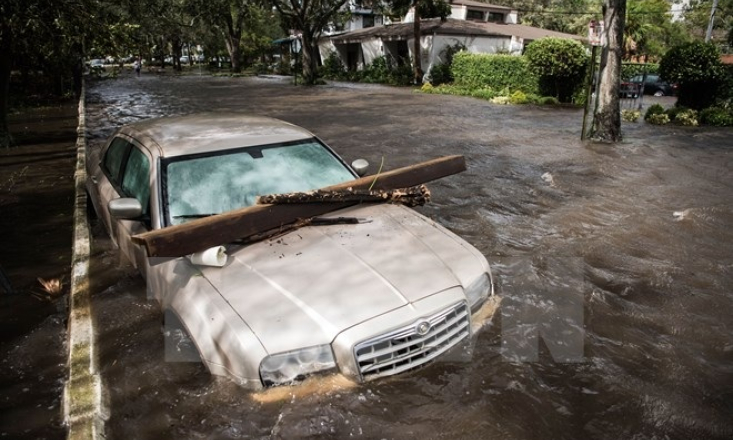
[{"x1": 64, "y1": 82, "x2": 106, "y2": 440}]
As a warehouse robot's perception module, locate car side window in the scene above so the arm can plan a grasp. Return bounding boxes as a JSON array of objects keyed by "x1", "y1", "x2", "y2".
[
  {"x1": 121, "y1": 147, "x2": 151, "y2": 216},
  {"x1": 103, "y1": 137, "x2": 132, "y2": 184}
]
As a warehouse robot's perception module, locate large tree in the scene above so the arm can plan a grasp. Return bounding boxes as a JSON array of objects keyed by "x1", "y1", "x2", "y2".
[
  {"x1": 682, "y1": 0, "x2": 733, "y2": 42},
  {"x1": 187, "y1": 0, "x2": 251, "y2": 72},
  {"x1": 0, "y1": 0, "x2": 103, "y2": 148},
  {"x1": 624, "y1": 0, "x2": 688, "y2": 61},
  {"x1": 593, "y1": 0, "x2": 626, "y2": 142},
  {"x1": 269, "y1": 0, "x2": 351, "y2": 85},
  {"x1": 501, "y1": 0, "x2": 596, "y2": 35}
]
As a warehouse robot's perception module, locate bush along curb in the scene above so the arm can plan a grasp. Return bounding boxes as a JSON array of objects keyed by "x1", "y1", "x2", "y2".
[{"x1": 63, "y1": 81, "x2": 107, "y2": 440}]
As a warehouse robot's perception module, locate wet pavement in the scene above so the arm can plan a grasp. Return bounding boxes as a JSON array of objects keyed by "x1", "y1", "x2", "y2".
[
  {"x1": 85, "y1": 72, "x2": 733, "y2": 440},
  {"x1": 0, "y1": 104, "x2": 77, "y2": 440}
]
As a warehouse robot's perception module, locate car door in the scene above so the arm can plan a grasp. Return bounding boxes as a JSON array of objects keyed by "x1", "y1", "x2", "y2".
[
  {"x1": 116, "y1": 143, "x2": 152, "y2": 270},
  {"x1": 90, "y1": 136, "x2": 131, "y2": 239},
  {"x1": 94, "y1": 135, "x2": 153, "y2": 269}
]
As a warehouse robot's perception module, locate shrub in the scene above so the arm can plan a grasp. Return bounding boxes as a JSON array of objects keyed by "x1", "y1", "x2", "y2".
[
  {"x1": 386, "y1": 62, "x2": 414, "y2": 86},
  {"x1": 675, "y1": 109, "x2": 699, "y2": 126},
  {"x1": 471, "y1": 87, "x2": 499, "y2": 100},
  {"x1": 621, "y1": 63, "x2": 659, "y2": 80},
  {"x1": 320, "y1": 52, "x2": 346, "y2": 80},
  {"x1": 664, "y1": 106, "x2": 689, "y2": 121},
  {"x1": 645, "y1": 103, "x2": 665, "y2": 120},
  {"x1": 524, "y1": 37, "x2": 589, "y2": 102},
  {"x1": 361, "y1": 56, "x2": 390, "y2": 83},
  {"x1": 699, "y1": 107, "x2": 733, "y2": 126},
  {"x1": 452, "y1": 52, "x2": 538, "y2": 93},
  {"x1": 621, "y1": 110, "x2": 641, "y2": 122},
  {"x1": 429, "y1": 42, "x2": 466, "y2": 86},
  {"x1": 539, "y1": 96, "x2": 560, "y2": 105},
  {"x1": 509, "y1": 90, "x2": 529, "y2": 104},
  {"x1": 659, "y1": 42, "x2": 725, "y2": 110},
  {"x1": 429, "y1": 63, "x2": 452, "y2": 86},
  {"x1": 647, "y1": 113, "x2": 670, "y2": 125}
]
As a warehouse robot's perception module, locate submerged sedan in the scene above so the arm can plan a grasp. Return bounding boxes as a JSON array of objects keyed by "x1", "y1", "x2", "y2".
[{"x1": 86, "y1": 114, "x2": 494, "y2": 389}]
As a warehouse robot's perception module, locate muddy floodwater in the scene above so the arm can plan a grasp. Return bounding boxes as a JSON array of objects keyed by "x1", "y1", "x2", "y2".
[{"x1": 85, "y1": 72, "x2": 733, "y2": 440}]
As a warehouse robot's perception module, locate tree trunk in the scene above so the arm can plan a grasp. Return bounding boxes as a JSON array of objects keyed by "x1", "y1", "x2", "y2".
[
  {"x1": 172, "y1": 36, "x2": 183, "y2": 71},
  {"x1": 301, "y1": 32, "x2": 317, "y2": 85},
  {"x1": 592, "y1": 0, "x2": 626, "y2": 142},
  {"x1": 224, "y1": 11, "x2": 244, "y2": 73},
  {"x1": 412, "y1": 4, "x2": 423, "y2": 84},
  {"x1": 0, "y1": 27, "x2": 13, "y2": 148}
]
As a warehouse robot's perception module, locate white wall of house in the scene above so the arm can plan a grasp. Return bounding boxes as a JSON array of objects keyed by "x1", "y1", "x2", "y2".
[
  {"x1": 361, "y1": 39, "x2": 383, "y2": 65},
  {"x1": 450, "y1": 6, "x2": 468, "y2": 20},
  {"x1": 319, "y1": 39, "x2": 338, "y2": 64},
  {"x1": 424, "y1": 35, "x2": 513, "y2": 78},
  {"x1": 324, "y1": 33, "x2": 517, "y2": 81}
]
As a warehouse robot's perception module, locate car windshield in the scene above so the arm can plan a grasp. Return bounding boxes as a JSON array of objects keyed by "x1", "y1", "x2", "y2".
[{"x1": 163, "y1": 138, "x2": 355, "y2": 226}]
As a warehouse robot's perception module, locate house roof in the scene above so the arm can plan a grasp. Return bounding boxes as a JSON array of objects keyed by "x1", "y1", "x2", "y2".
[
  {"x1": 449, "y1": 0, "x2": 513, "y2": 12},
  {"x1": 330, "y1": 18, "x2": 584, "y2": 44}
]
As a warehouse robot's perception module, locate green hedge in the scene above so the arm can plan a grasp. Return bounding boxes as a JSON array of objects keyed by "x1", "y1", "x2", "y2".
[
  {"x1": 621, "y1": 63, "x2": 659, "y2": 81},
  {"x1": 451, "y1": 52, "x2": 539, "y2": 94},
  {"x1": 524, "y1": 37, "x2": 588, "y2": 103}
]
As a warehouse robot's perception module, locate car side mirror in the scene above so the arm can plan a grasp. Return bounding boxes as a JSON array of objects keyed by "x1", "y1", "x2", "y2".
[
  {"x1": 351, "y1": 159, "x2": 369, "y2": 177},
  {"x1": 109, "y1": 198, "x2": 143, "y2": 220}
]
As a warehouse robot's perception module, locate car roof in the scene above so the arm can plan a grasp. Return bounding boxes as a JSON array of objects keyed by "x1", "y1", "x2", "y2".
[{"x1": 117, "y1": 113, "x2": 315, "y2": 158}]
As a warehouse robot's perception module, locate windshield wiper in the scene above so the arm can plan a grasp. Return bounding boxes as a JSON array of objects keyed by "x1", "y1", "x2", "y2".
[
  {"x1": 173, "y1": 213, "x2": 219, "y2": 219},
  {"x1": 310, "y1": 216, "x2": 372, "y2": 225}
]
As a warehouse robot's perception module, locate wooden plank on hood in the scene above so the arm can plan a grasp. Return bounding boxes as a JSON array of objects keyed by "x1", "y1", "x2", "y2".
[{"x1": 132, "y1": 155, "x2": 466, "y2": 258}]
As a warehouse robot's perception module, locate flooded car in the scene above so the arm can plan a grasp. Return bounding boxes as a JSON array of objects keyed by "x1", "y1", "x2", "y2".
[{"x1": 85, "y1": 113, "x2": 494, "y2": 389}]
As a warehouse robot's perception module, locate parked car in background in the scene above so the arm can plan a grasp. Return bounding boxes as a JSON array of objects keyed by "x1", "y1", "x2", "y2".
[
  {"x1": 619, "y1": 81, "x2": 642, "y2": 99},
  {"x1": 628, "y1": 74, "x2": 677, "y2": 96},
  {"x1": 86, "y1": 114, "x2": 495, "y2": 389}
]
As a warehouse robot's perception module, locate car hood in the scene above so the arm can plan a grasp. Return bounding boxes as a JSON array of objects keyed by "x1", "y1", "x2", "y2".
[{"x1": 199, "y1": 203, "x2": 485, "y2": 355}]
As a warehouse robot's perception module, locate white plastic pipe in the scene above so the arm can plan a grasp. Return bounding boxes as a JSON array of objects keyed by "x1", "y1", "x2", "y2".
[{"x1": 189, "y1": 246, "x2": 228, "y2": 267}]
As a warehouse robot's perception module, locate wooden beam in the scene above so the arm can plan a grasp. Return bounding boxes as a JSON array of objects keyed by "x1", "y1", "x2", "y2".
[{"x1": 132, "y1": 155, "x2": 466, "y2": 258}]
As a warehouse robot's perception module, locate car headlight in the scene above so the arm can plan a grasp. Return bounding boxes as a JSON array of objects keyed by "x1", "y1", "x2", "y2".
[
  {"x1": 465, "y1": 273, "x2": 492, "y2": 313},
  {"x1": 259, "y1": 345, "x2": 337, "y2": 386}
]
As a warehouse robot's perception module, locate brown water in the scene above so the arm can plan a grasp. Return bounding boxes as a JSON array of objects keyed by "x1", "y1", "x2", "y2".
[{"x1": 86, "y1": 72, "x2": 733, "y2": 440}]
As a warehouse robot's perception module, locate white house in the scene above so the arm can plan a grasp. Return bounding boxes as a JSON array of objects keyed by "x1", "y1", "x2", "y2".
[{"x1": 318, "y1": 1, "x2": 585, "y2": 79}]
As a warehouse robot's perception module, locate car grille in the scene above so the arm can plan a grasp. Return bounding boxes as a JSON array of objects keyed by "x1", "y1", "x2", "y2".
[{"x1": 354, "y1": 302, "x2": 470, "y2": 380}]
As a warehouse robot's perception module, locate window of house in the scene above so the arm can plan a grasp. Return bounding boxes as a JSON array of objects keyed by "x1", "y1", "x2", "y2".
[
  {"x1": 466, "y1": 10, "x2": 484, "y2": 21},
  {"x1": 362, "y1": 14, "x2": 375, "y2": 28},
  {"x1": 488, "y1": 12, "x2": 505, "y2": 22}
]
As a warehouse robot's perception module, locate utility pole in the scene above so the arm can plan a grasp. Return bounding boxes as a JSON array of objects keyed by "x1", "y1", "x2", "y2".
[{"x1": 706, "y1": 0, "x2": 719, "y2": 42}]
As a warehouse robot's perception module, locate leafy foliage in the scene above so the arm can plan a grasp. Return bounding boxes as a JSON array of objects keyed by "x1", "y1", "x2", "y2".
[
  {"x1": 681, "y1": 0, "x2": 733, "y2": 45},
  {"x1": 644, "y1": 103, "x2": 665, "y2": 120},
  {"x1": 699, "y1": 107, "x2": 733, "y2": 126},
  {"x1": 269, "y1": 0, "x2": 351, "y2": 84},
  {"x1": 524, "y1": 37, "x2": 588, "y2": 102},
  {"x1": 621, "y1": 109, "x2": 641, "y2": 122},
  {"x1": 659, "y1": 42, "x2": 724, "y2": 110},
  {"x1": 646, "y1": 113, "x2": 670, "y2": 125},
  {"x1": 451, "y1": 52, "x2": 539, "y2": 94},
  {"x1": 621, "y1": 63, "x2": 658, "y2": 80},
  {"x1": 624, "y1": 0, "x2": 691, "y2": 61},
  {"x1": 491, "y1": 0, "x2": 592, "y2": 34},
  {"x1": 674, "y1": 109, "x2": 699, "y2": 126},
  {"x1": 428, "y1": 43, "x2": 466, "y2": 86}
]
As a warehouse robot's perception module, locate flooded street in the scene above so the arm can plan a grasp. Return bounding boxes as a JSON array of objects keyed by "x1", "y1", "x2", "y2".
[{"x1": 86, "y1": 73, "x2": 733, "y2": 440}]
